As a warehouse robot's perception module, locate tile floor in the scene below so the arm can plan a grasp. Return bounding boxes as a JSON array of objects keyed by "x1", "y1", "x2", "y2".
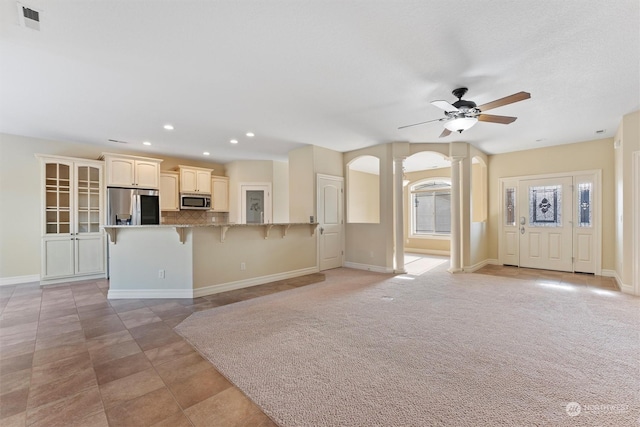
[
  {"x1": 475, "y1": 263, "x2": 620, "y2": 291},
  {"x1": 0, "y1": 274, "x2": 324, "y2": 427},
  {"x1": 0, "y1": 262, "x2": 619, "y2": 426}
]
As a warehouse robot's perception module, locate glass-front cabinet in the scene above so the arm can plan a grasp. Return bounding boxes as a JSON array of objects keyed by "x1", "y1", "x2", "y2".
[{"x1": 38, "y1": 155, "x2": 105, "y2": 281}]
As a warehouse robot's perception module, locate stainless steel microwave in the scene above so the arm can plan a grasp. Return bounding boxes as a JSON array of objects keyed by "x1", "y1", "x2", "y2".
[{"x1": 180, "y1": 193, "x2": 211, "y2": 210}]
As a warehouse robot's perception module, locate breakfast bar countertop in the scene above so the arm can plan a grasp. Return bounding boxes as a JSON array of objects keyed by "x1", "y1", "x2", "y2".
[{"x1": 102, "y1": 222, "x2": 319, "y2": 244}]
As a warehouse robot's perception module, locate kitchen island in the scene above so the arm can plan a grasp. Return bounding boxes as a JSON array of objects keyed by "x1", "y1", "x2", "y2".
[{"x1": 104, "y1": 223, "x2": 318, "y2": 299}]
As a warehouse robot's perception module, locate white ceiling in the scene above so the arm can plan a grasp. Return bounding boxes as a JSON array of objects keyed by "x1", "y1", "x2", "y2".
[{"x1": 1, "y1": 1, "x2": 638, "y2": 166}]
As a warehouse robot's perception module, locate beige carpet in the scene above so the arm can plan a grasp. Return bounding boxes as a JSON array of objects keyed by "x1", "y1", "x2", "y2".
[{"x1": 176, "y1": 267, "x2": 640, "y2": 426}]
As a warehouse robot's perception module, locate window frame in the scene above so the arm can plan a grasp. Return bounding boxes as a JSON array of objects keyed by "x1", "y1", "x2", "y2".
[{"x1": 409, "y1": 178, "x2": 452, "y2": 240}]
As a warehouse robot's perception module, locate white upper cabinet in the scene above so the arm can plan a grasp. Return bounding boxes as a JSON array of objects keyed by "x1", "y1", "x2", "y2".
[
  {"x1": 179, "y1": 166, "x2": 212, "y2": 193},
  {"x1": 101, "y1": 153, "x2": 162, "y2": 189},
  {"x1": 160, "y1": 171, "x2": 180, "y2": 211},
  {"x1": 211, "y1": 176, "x2": 229, "y2": 212}
]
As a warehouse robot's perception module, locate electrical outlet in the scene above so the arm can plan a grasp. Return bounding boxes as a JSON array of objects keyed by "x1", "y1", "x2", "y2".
[
  {"x1": 158, "y1": 269, "x2": 165, "y2": 279},
  {"x1": 370, "y1": 251, "x2": 374, "y2": 258},
  {"x1": 240, "y1": 262, "x2": 246, "y2": 271}
]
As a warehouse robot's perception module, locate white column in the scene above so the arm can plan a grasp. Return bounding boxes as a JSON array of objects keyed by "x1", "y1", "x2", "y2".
[
  {"x1": 394, "y1": 157, "x2": 406, "y2": 274},
  {"x1": 449, "y1": 157, "x2": 462, "y2": 273}
]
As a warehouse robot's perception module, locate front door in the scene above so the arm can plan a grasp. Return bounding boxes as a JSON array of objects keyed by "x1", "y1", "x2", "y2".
[
  {"x1": 317, "y1": 175, "x2": 344, "y2": 270},
  {"x1": 518, "y1": 176, "x2": 573, "y2": 272}
]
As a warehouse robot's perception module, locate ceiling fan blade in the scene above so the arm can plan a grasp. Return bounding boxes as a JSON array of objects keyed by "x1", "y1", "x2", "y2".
[
  {"x1": 439, "y1": 128, "x2": 452, "y2": 138},
  {"x1": 477, "y1": 91, "x2": 531, "y2": 112},
  {"x1": 431, "y1": 100, "x2": 459, "y2": 112},
  {"x1": 477, "y1": 114, "x2": 518, "y2": 124},
  {"x1": 397, "y1": 118, "x2": 443, "y2": 130}
]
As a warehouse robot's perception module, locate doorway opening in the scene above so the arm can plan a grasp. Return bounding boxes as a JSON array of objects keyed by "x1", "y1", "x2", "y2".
[
  {"x1": 240, "y1": 183, "x2": 272, "y2": 224},
  {"x1": 499, "y1": 170, "x2": 601, "y2": 274}
]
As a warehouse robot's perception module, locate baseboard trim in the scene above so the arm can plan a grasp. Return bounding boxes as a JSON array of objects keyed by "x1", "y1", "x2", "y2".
[
  {"x1": 404, "y1": 249, "x2": 450, "y2": 256},
  {"x1": 343, "y1": 261, "x2": 394, "y2": 274},
  {"x1": 0, "y1": 275, "x2": 40, "y2": 286},
  {"x1": 602, "y1": 269, "x2": 635, "y2": 294},
  {"x1": 463, "y1": 258, "x2": 500, "y2": 273},
  {"x1": 193, "y1": 266, "x2": 320, "y2": 298},
  {"x1": 39, "y1": 273, "x2": 107, "y2": 286},
  {"x1": 108, "y1": 289, "x2": 193, "y2": 299}
]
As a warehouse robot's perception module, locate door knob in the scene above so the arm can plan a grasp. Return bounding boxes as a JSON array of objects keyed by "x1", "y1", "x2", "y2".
[
  {"x1": 520, "y1": 226, "x2": 525, "y2": 235},
  {"x1": 320, "y1": 227, "x2": 324, "y2": 235}
]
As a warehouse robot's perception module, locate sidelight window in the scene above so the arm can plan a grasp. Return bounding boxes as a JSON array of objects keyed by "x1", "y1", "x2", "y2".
[{"x1": 577, "y1": 182, "x2": 592, "y2": 227}]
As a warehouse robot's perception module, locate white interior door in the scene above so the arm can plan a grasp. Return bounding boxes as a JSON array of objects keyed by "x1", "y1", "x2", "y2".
[
  {"x1": 317, "y1": 175, "x2": 344, "y2": 270},
  {"x1": 240, "y1": 184, "x2": 272, "y2": 224},
  {"x1": 518, "y1": 176, "x2": 573, "y2": 272}
]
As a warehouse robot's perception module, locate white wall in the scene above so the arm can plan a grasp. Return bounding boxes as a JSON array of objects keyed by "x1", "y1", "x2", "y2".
[{"x1": 614, "y1": 110, "x2": 640, "y2": 291}]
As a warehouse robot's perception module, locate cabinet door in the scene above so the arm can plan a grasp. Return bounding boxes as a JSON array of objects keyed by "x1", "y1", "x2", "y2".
[
  {"x1": 75, "y1": 163, "x2": 102, "y2": 234},
  {"x1": 135, "y1": 160, "x2": 160, "y2": 189},
  {"x1": 107, "y1": 158, "x2": 136, "y2": 187},
  {"x1": 75, "y1": 234, "x2": 105, "y2": 275},
  {"x1": 211, "y1": 177, "x2": 229, "y2": 212},
  {"x1": 43, "y1": 161, "x2": 73, "y2": 235},
  {"x1": 42, "y1": 237, "x2": 75, "y2": 279},
  {"x1": 160, "y1": 173, "x2": 179, "y2": 211},
  {"x1": 196, "y1": 170, "x2": 212, "y2": 193},
  {"x1": 180, "y1": 168, "x2": 198, "y2": 193}
]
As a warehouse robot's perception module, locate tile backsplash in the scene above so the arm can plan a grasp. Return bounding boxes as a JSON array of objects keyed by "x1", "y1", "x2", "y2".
[{"x1": 162, "y1": 210, "x2": 229, "y2": 225}]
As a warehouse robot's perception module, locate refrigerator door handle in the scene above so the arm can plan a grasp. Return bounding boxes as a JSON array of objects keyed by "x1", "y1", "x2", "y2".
[{"x1": 131, "y1": 192, "x2": 140, "y2": 225}]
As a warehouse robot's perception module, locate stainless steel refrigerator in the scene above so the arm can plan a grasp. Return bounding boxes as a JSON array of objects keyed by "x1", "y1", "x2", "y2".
[{"x1": 106, "y1": 187, "x2": 160, "y2": 225}]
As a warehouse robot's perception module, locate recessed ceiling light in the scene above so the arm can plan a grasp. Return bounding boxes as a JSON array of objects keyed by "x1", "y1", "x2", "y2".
[
  {"x1": 143, "y1": 141, "x2": 151, "y2": 146},
  {"x1": 246, "y1": 132, "x2": 255, "y2": 137},
  {"x1": 230, "y1": 139, "x2": 238, "y2": 144},
  {"x1": 203, "y1": 152, "x2": 210, "y2": 156},
  {"x1": 163, "y1": 124, "x2": 174, "y2": 130}
]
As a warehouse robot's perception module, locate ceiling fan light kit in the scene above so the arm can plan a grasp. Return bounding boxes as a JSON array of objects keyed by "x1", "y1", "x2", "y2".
[
  {"x1": 399, "y1": 87, "x2": 531, "y2": 137},
  {"x1": 444, "y1": 116, "x2": 478, "y2": 133}
]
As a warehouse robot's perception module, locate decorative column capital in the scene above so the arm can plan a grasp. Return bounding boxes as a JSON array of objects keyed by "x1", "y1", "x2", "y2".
[{"x1": 449, "y1": 142, "x2": 468, "y2": 160}]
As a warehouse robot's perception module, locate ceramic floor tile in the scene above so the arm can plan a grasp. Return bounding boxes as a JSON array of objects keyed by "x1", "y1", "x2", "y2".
[
  {"x1": 184, "y1": 386, "x2": 275, "y2": 427},
  {"x1": 168, "y1": 366, "x2": 233, "y2": 409},
  {"x1": 0, "y1": 368, "x2": 31, "y2": 396},
  {"x1": 94, "y1": 351, "x2": 151, "y2": 385},
  {"x1": 25, "y1": 386, "x2": 103, "y2": 427},
  {"x1": 0, "y1": 387, "x2": 30, "y2": 419},
  {"x1": 39, "y1": 307, "x2": 78, "y2": 321},
  {"x1": 154, "y1": 352, "x2": 212, "y2": 385},
  {"x1": 0, "y1": 353, "x2": 34, "y2": 375},
  {"x1": 30, "y1": 351, "x2": 93, "y2": 388},
  {"x1": 32, "y1": 342, "x2": 87, "y2": 367},
  {"x1": 0, "y1": 340, "x2": 35, "y2": 360},
  {"x1": 148, "y1": 411, "x2": 193, "y2": 427},
  {"x1": 27, "y1": 366, "x2": 97, "y2": 409},
  {"x1": 144, "y1": 339, "x2": 196, "y2": 366},
  {"x1": 105, "y1": 387, "x2": 182, "y2": 427},
  {"x1": 117, "y1": 307, "x2": 163, "y2": 329},
  {"x1": 0, "y1": 410, "x2": 26, "y2": 427},
  {"x1": 89, "y1": 339, "x2": 142, "y2": 366},
  {"x1": 35, "y1": 329, "x2": 86, "y2": 351},
  {"x1": 85, "y1": 329, "x2": 134, "y2": 352},
  {"x1": 98, "y1": 368, "x2": 165, "y2": 409}
]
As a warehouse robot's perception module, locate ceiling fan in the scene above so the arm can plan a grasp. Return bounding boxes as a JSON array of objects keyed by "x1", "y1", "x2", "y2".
[{"x1": 399, "y1": 87, "x2": 531, "y2": 137}]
